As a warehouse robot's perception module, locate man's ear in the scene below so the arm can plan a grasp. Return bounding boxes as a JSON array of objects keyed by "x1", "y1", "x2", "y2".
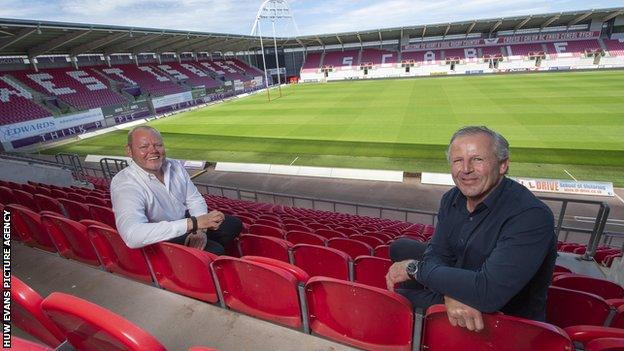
[
  {"x1": 125, "y1": 144, "x2": 132, "y2": 158},
  {"x1": 499, "y1": 158, "x2": 509, "y2": 175}
]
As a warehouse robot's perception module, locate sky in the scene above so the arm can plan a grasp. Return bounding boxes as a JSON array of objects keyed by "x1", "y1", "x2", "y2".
[{"x1": 0, "y1": 0, "x2": 622, "y2": 36}]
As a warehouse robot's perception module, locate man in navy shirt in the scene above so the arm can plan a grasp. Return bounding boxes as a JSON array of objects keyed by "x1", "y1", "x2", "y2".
[{"x1": 386, "y1": 126, "x2": 556, "y2": 331}]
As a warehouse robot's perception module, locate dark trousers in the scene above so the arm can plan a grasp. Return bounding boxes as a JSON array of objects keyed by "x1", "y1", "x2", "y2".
[
  {"x1": 168, "y1": 214, "x2": 242, "y2": 255},
  {"x1": 390, "y1": 237, "x2": 443, "y2": 311}
]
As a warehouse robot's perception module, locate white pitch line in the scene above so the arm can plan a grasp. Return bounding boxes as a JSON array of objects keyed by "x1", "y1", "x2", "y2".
[
  {"x1": 563, "y1": 169, "x2": 578, "y2": 182},
  {"x1": 289, "y1": 156, "x2": 299, "y2": 166}
]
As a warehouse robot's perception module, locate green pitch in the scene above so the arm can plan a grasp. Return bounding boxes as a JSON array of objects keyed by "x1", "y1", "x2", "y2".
[{"x1": 47, "y1": 70, "x2": 624, "y2": 186}]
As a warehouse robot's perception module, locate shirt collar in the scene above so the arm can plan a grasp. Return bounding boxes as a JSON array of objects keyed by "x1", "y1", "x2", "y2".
[
  {"x1": 451, "y1": 176, "x2": 509, "y2": 211},
  {"x1": 129, "y1": 158, "x2": 170, "y2": 180}
]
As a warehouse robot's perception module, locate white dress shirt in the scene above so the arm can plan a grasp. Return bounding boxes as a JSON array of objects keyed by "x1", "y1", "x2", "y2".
[{"x1": 110, "y1": 159, "x2": 207, "y2": 248}]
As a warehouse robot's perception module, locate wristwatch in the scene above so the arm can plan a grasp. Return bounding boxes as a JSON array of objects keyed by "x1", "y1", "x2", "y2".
[{"x1": 406, "y1": 260, "x2": 419, "y2": 280}]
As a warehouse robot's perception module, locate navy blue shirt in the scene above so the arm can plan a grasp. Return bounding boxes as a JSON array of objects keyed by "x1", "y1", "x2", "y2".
[{"x1": 416, "y1": 177, "x2": 557, "y2": 321}]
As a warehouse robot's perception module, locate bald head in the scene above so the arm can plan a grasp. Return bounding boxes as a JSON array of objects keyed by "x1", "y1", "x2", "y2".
[{"x1": 127, "y1": 126, "x2": 162, "y2": 146}]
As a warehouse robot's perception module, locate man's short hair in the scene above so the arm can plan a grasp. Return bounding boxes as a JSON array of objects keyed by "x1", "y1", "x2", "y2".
[
  {"x1": 127, "y1": 126, "x2": 161, "y2": 146},
  {"x1": 446, "y1": 126, "x2": 510, "y2": 163}
]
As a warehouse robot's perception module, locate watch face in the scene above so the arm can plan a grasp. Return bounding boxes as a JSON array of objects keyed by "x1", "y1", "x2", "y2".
[{"x1": 407, "y1": 261, "x2": 418, "y2": 275}]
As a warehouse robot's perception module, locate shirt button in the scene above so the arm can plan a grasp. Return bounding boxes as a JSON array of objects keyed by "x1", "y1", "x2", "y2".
[{"x1": 469, "y1": 217, "x2": 473, "y2": 221}]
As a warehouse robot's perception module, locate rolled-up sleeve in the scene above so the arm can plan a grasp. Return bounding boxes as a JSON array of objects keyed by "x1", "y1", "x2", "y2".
[
  {"x1": 111, "y1": 179, "x2": 187, "y2": 249},
  {"x1": 416, "y1": 207, "x2": 554, "y2": 312}
]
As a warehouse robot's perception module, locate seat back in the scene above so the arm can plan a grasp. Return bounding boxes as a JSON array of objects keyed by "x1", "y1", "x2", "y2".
[
  {"x1": 292, "y1": 244, "x2": 351, "y2": 280},
  {"x1": 143, "y1": 242, "x2": 219, "y2": 303},
  {"x1": 285, "y1": 231, "x2": 326, "y2": 246},
  {"x1": 88, "y1": 204, "x2": 117, "y2": 228},
  {"x1": 33, "y1": 194, "x2": 65, "y2": 215},
  {"x1": 239, "y1": 234, "x2": 292, "y2": 262},
  {"x1": 353, "y1": 256, "x2": 392, "y2": 289},
  {"x1": 59, "y1": 198, "x2": 91, "y2": 221},
  {"x1": 9, "y1": 336, "x2": 55, "y2": 350},
  {"x1": 11, "y1": 276, "x2": 65, "y2": 347},
  {"x1": 552, "y1": 274, "x2": 624, "y2": 300},
  {"x1": 87, "y1": 225, "x2": 152, "y2": 283},
  {"x1": 13, "y1": 189, "x2": 37, "y2": 210},
  {"x1": 305, "y1": 277, "x2": 414, "y2": 351},
  {"x1": 315, "y1": 229, "x2": 347, "y2": 240},
  {"x1": 41, "y1": 213, "x2": 100, "y2": 266},
  {"x1": 41, "y1": 292, "x2": 166, "y2": 351},
  {"x1": 7, "y1": 204, "x2": 57, "y2": 252},
  {"x1": 248, "y1": 224, "x2": 285, "y2": 238},
  {"x1": 374, "y1": 244, "x2": 390, "y2": 259},
  {"x1": 327, "y1": 238, "x2": 373, "y2": 259},
  {"x1": 85, "y1": 195, "x2": 109, "y2": 206},
  {"x1": 349, "y1": 234, "x2": 385, "y2": 248},
  {"x1": 212, "y1": 256, "x2": 307, "y2": 328},
  {"x1": 422, "y1": 304, "x2": 573, "y2": 351},
  {"x1": 0, "y1": 185, "x2": 17, "y2": 204},
  {"x1": 546, "y1": 286, "x2": 612, "y2": 328}
]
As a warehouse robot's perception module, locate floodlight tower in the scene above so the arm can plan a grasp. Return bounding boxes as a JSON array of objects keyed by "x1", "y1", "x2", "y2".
[{"x1": 251, "y1": 0, "x2": 299, "y2": 101}]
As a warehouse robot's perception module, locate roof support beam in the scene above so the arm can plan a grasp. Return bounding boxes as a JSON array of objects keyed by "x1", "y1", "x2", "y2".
[
  {"x1": 514, "y1": 16, "x2": 532, "y2": 31},
  {"x1": 29, "y1": 30, "x2": 91, "y2": 57},
  {"x1": 602, "y1": 10, "x2": 624, "y2": 22},
  {"x1": 421, "y1": 26, "x2": 427, "y2": 40},
  {"x1": 0, "y1": 27, "x2": 36, "y2": 51},
  {"x1": 443, "y1": 24, "x2": 451, "y2": 38},
  {"x1": 70, "y1": 32, "x2": 128, "y2": 55},
  {"x1": 567, "y1": 11, "x2": 593, "y2": 26},
  {"x1": 489, "y1": 20, "x2": 502, "y2": 37},
  {"x1": 466, "y1": 22, "x2": 476, "y2": 36},
  {"x1": 541, "y1": 15, "x2": 560, "y2": 29}
]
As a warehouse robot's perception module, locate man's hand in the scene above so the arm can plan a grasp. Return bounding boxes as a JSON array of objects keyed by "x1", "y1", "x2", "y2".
[
  {"x1": 444, "y1": 296, "x2": 484, "y2": 332},
  {"x1": 184, "y1": 230, "x2": 208, "y2": 250},
  {"x1": 385, "y1": 260, "x2": 413, "y2": 291},
  {"x1": 197, "y1": 210, "x2": 225, "y2": 230}
]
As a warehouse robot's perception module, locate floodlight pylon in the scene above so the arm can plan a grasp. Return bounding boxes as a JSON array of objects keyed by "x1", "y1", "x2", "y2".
[{"x1": 251, "y1": 0, "x2": 299, "y2": 101}]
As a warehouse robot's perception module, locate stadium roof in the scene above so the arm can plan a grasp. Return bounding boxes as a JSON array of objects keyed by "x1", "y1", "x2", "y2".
[{"x1": 0, "y1": 7, "x2": 622, "y2": 57}]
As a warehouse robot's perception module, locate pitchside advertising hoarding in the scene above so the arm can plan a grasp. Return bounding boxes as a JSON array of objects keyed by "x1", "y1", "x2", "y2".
[
  {"x1": 0, "y1": 108, "x2": 104, "y2": 143},
  {"x1": 402, "y1": 31, "x2": 600, "y2": 51},
  {"x1": 101, "y1": 101, "x2": 150, "y2": 119},
  {"x1": 421, "y1": 173, "x2": 615, "y2": 197}
]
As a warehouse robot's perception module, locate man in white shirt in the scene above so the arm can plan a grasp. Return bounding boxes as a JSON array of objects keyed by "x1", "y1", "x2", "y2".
[{"x1": 111, "y1": 125, "x2": 241, "y2": 255}]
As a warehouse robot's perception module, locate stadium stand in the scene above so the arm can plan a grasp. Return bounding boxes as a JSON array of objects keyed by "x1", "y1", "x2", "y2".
[
  {"x1": 506, "y1": 43, "x2": 545, "y2": 58},
  {"x1": 444, "y1": 47, "x2": 480, "y2": 62},
  {"x1": 0, "y1": 75, "x2": 51, "y2": 125},
  {"x1": 401, "y1": 50, "x2": 442, "y2": 64},
  {"x1": 10, "y1": 67, "x2": 127, "y2": 109},
  {"x1": 322, "y1": 50, "x2": 360, "y2": 70},
  {"x1": 359, "y1": 49, "x2": 398, "y2": 67},
  {"x1": 99, "y1": 64, "x2": 187, "y2": 97},
  {"x1": 154, "y1": 62, "x2": 223, "y2": 88},
  {"x1": 301, "y1": 52, "x2": 323, "y2": 73},
  {"x1": 604, "y1": 39, "x2": 624, "y2": 56},
  {"x1": 545, "y1": 40, "x2": 602, "y2": 58}
]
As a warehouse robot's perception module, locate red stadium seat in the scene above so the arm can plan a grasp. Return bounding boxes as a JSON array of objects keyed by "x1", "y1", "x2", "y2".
[
  {"x1": 0, "y1": 185, "x2": 17, "y2": 204},
  {"x1": 11, "y1": 276, "x2": 65, "y2": 347},
  {"x1": 285, "y1": 231, "x2": 326, "y2": 246},
  {"x1": 374, "y1": 244, "x2": 390, "y2": 259},
  {"x1": 248, "y1": 224, "x2": 285, "y2": 238},
  {"x1": 87, "y1": 225, "x2": 152, "y2": 283},
  {"x1": 212, "y1": 256, "x2": 309, "y2": 329},
  {"x1": 552, "y1": 274, "x2": 624, "y2": 300},
  {"x1": 6, "y1": 204, "x2": 57, "y2": 252},
  {"x1": 327, "y1": 237, "x2": 373, "y2": 259},
  {"x1": 41, "y1": 292, "x2": 166, "y2": 351},
  {"x1": 59, "y1": 198, "x2": 91, "y2": 221},
  {"x1": 88, "y1": 204, "x2": 117, "y2": 228},
  {"x1": 314, "y1": 229, "x2": 347, "y2": 240},
  {"x1": 85, "y1": 195, "x2": 109, "y2": 207},
  {"x1": 41, "y1": 213, "x2": 100, "y2": 266},
  {"x1": 13, "y1": 189, "x2": 37, "y2": 210},
  {"x1": 254, "y1": 218, "x2": 283, "y2": 228},
  {"x1": 353, "y1": 256, "x2": 392, "y2": 289},
  {"x1": 33, "y1": 194, "x2": 65, "y2": 215},
  {"x1": 546, "y1": 286, "x2": 613, "y2": 328},
  {"x1": 239, "y1": 234, "x2": 292, "y2": 262},
  {"x1": 143, "y1": 242, "x2": 219, "y2": 303},
  {"x1": 349, "y1": 234, "x2": 385, "y2": 248},
  {"x1": 292, "y1": 244, "x2": 351, "y2": 281},
  {"x1": 305, "y1": 277, "x2": 414, "y2": 351},
  {"x1": 422, "y1": 304, "x2": 573, "y2": 351},
  {"x1": 283, "y1": 223, "x2": 312, "y2": 233}
]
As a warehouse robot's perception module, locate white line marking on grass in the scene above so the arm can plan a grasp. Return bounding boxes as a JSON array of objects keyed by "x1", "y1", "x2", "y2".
[
  {"x1": 563, "y1": 169, "x2": 578, "y2": 181},
  {"x1": 290, "y1": 156, "x2": 299, "y2": 166}
]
